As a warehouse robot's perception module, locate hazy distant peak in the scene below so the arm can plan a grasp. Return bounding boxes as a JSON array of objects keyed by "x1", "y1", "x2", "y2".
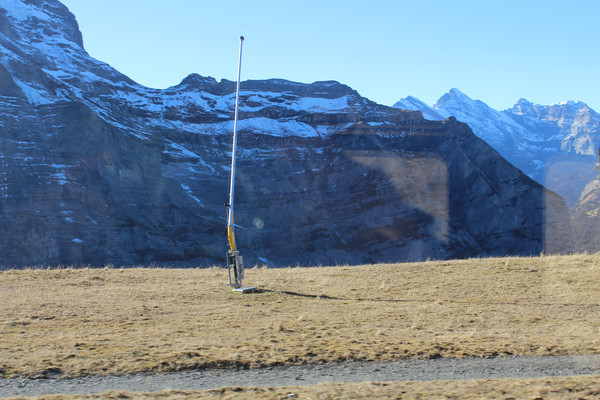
[
  {"x1": 515, "y1": 98, "x2": 533, "y2": 106},
  {"x1": 393, "y1": 95, "x2": 446, "y2": 121},
  {"x1": 449, "y1": 87, "x2": 467, "y2": 96},
  {"x1": 508, "y1": 98, "x2": 538, "y2": 117},
  {"x1": 434, "y1": 88, "x2": 473, "y2": 108},
  {"x1": 393, "y1": 95, "x2": 428, "y2": 110}
]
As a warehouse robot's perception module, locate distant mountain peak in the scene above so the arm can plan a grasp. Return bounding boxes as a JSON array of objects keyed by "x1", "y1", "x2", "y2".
[
  {"x1": 393, "y1": 95, "x2": 446, "y2": 121},
  {"x1": 448, "y1": 87, "x2": 466, "y2": 96},
  {"x1": 174, "y1": 73, "x2": 221, "y2": 91},
  {"x1": 434, "y1": 88, "x2": 475, "y2": 108},
  {"x1": 515, "y1": 98, "x2": 533, "y2": 106},
  {"x1": 508, "y1": 98, "x2": 537, "y2": 117}
]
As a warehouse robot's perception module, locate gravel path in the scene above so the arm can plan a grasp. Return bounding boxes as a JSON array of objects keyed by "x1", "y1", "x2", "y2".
[{"x1": 2, "y1": 354, "x2": 600, "y2": 398}]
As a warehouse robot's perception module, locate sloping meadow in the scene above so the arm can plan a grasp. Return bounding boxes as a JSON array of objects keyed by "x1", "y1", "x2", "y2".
[{"x1": 1, "y1": 253, "x2": 600, "y2": 378}]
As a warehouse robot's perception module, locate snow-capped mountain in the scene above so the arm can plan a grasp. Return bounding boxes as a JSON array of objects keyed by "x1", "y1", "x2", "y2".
[
  {"x1": 393, "y1": 89, "x2": 600, "y2": 207},
  {"x1": 0, "y1": 0, "x2": 573, "y2": 267}
]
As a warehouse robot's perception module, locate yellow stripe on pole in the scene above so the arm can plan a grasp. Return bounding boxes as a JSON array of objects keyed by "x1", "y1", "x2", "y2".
[{"x1": 227, "y1": 225, "x2": 236, "y2": 251}]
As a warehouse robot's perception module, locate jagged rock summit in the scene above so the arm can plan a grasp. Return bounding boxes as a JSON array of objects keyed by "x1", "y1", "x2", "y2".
[
  {"x1": 508, "y1": 99, "x2": 600, "y2": 156},
  {"x1": 0, "y1": 0, "x2": 573, "y2": 267}
]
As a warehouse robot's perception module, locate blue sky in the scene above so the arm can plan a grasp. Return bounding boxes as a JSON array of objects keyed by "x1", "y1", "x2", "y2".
[{"x1": 60, "y1": 0, "x2": 600, "y2": 111}]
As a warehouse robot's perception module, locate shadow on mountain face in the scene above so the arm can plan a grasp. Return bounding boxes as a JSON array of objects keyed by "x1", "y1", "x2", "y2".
[{"x1": 231, "y1": 120, "x2": 573, "y2": 267}]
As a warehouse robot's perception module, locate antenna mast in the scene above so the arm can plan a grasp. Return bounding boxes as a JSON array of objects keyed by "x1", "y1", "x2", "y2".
[{"x1": 225, "y1": 36, "x2": 254, "y2": 292}]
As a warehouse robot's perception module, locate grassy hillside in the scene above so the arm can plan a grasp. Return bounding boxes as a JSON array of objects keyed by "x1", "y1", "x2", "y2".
[{"x1": 1, "y1": 254, "x2": 600, "y2": 379}]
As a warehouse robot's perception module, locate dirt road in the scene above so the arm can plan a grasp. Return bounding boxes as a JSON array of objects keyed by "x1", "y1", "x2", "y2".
[{"x1": 2, "y1": 354, "x2": 600, "y2": 398}]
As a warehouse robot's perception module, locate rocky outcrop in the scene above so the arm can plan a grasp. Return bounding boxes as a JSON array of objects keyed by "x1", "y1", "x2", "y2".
[{"x1": 0, "y1": 0, "x2": 573, "y2": 267}]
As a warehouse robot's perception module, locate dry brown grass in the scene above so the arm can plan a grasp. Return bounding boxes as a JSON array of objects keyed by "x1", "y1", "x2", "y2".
[
  {"x1": 6, "y1": 375, "x2": 600, "y2": 400},
  {"x1": 1, "y1": 253, "x2": 600, "y2": 378}
]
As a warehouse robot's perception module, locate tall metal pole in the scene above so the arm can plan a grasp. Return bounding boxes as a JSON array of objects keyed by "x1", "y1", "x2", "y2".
[
  {"x1": 227, "y1": 36, "x2": 244, "y2": 233},
  {"x1": 226, "y1": 36, "x2": 246, "y2": 290}
]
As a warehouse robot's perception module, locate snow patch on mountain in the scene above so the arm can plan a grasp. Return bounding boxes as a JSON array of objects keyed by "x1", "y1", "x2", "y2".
[
  {"x1": 293, "y1": 95, "x2": 350, "y2": 112},
  {"x1": 2, "y1": 0, "x2": 49, "y2": 22},
  {"x1": 11, "y1": 77, "x2": 52, "y2": 105},
  {"x1": 164, "y1": 141, "x2": 202, "y2": 160}
]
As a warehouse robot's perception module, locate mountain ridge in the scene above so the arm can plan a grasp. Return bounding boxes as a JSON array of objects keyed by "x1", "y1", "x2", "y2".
[
  {"x1": 393, "y1": 90, "x2": 600, "y2": 207},
  {"x1": 0, "y1": 0, "x2": 573, "y2": 267}
]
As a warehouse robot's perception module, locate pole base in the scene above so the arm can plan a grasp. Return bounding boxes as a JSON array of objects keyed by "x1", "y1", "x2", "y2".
[
  {"x1": 226, "y1": 250, "x2": 244, "y2": 288},
  {"x1": 232, "y1": 286, "x2": 258, "y2": 293}
]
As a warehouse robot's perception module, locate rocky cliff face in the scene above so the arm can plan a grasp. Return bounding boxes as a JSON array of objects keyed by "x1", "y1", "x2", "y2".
[
  {"x1": 573, "y1": 177, "x2": 600, "y2": 252},
  {"x1": 0, "y1": 0, "x2": 573, "y2": 267}
]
